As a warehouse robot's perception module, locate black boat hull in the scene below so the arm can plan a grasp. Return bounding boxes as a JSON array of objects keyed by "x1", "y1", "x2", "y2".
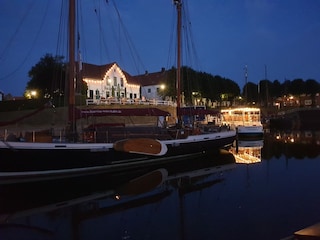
[{"x1": 0, "y1": 132, "x2": 236, "y2": 184}]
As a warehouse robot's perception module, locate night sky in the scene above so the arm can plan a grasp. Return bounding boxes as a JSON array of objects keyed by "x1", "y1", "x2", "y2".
[{"x1": 1, "y1": 0, "x2": 320, "y2": 96}]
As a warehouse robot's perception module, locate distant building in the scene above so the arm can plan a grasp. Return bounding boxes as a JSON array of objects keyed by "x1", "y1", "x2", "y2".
[
  {"x1": 133, "y1": 68, "x2": 168, "y2": 101},
  {"x1": 299, "y1": 94, "x2": 312, "y2": 107},
  {"x1": 81, "y1": 62, "x2": 168, "y2": 102},
  {"x1": 81, "y1": 62, "x2": 140, "y2": 101}
]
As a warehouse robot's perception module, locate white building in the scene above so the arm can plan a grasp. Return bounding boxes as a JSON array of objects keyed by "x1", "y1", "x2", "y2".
[
  {"x1": 82, "y1": 62, "x2": 140, "y2": 101},
  {"x1": 82, "y1": 62, "x2": 169, "y2": 103},
  {"x1": 134, "y1": 68, "x2": 168, "y2": 101}
]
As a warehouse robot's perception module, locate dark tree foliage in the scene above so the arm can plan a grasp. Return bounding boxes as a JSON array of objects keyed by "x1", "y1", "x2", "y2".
[
  {"x1": 26, "y1": 53, "x2": 88, "y2": 106},
  {"x1": 276, "y1": 78, "x2": 320, "y2": 96},
  {"x1": 258, "y1": 80, "x2": 273, "y2": 105},
  {"x1": 242, "y1": 78, "x2": 320, "y2": 106},
  {"x1": 305, "y1": 79, "x2": 320, "y2": 94},
  {"x1": 271, "y1": 80, "x2": 282, "y2": 98},
  {"x1": 160, "y1": 67, "x2": 176, "y2": 99},
  {"x1": 222, "y1": 78, "x2": 240, "y2": 100},
  {"x1": 27, "y1": 54, "x2": 66, "y2": 99},
  {"x1": 159, "y1": 66, "x2": 240, "y2": 105},
  {"x1": 282, "y1": 79, "x2": 292, "y2": 95},
  {"x1": 243, "y1": 82, "x2": 259, "y2": 103},
  {"x1": 290, "y1": 78, "x2": 305, "y2": 95}
]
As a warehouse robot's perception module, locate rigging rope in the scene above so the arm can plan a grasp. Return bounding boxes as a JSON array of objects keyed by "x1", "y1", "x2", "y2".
[{"x1": 0, "y1": 0, "x2": 51, "y2": 81}]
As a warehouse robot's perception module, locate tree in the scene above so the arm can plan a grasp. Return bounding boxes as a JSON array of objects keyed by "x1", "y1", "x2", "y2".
[
  {"x1": 290, "y1": 78, "x2": 305, "y2": 95},
  {"x1": 243, "y1": 82, "x2": 258, "y2": 103},
  {"x1": 159, "y1": 67, "x2": 241, "y2": 106},
  {"x1": 271, "y1": 79, "x2": 282, "y2": 98},
  {"x1": 305, "y1": 79, "x2": 320, "y2": 94},
  {"x1": 26, "y1": 54, "x2": 66, "y2": 99},
  {"x1": 26, "y1": 53, "x2": 88, "y2": 106}
]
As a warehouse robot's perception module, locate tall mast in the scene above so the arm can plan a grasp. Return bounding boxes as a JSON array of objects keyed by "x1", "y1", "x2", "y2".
[
  {"x1": 244, "y1": 65, "x2": 248, "y2": 102},
  {"x1": 265, "y1": 64, "x2": 269, "y2": 107},
  {"x1": 68, "y1": 0, "x2": 76, "y2": 139},
  {"x1": 174, "y1": 0, "x2": 182, "y2": 125}
]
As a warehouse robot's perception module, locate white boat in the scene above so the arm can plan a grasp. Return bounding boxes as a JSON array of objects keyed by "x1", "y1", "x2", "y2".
[
  {"x1": 0, "y1": 0, "x2": 236, "y2": 185},
  {"x1": 220, "y1": 107, "x2": 264, "y2": 139}
]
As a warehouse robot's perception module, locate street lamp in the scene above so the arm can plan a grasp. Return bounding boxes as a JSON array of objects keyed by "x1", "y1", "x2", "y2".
[
  {"x1": 25, "y1": 89, "x2": 38, "y2": 99},
  {"x1": 31, "y1": 90, "x2": 37, "y2": 98}
]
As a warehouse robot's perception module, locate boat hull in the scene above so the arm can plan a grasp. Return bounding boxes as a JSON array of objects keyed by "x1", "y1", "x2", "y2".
[
  {"x1": 0, "y1": 131, "x2": 236, "y2": 184},
  {"x1": 236, "y1": 125, "x2": 264, "y2": 139}
]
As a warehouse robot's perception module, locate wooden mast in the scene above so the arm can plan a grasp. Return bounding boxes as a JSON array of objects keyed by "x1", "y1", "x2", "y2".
[
  {"x1": 174, "y1": 0, "x2": 182, "y2": 126},
  {"x1": 68, "y1": 0, "x2": 76, "y2": 140}
]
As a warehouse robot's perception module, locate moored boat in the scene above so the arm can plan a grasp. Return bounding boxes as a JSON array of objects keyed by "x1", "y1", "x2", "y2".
[
  {"x1": 220, "y1": 107, "x2": 264, "y2": 139},
  {"x1": 0, "y1": 0, "x2": 236, "y2": 185}
]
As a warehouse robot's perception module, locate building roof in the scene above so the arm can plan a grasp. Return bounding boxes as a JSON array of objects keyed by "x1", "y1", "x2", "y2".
[
  {"x1": 81, "y1": 62, "x2": 117, "y2": 80},
  {"x1": 81, "y1": 62, "x2": 168, "y2": 87},
  {"x1": 132, "y1": 68, "x2": 168, "y2": 87}
]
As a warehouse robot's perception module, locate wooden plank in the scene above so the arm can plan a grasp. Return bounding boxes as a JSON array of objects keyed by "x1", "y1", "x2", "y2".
[
  {"x1": 294, "y1": 222, "x2": 320, "y2": 240},
  {"x1": 113, "y1": 138, "x2": 167, "y2": 156}
]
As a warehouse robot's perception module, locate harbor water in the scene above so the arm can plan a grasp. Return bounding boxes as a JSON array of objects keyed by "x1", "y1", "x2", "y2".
[{"x1": 0, "y1": 130, "x2": 320, "y2": 240}]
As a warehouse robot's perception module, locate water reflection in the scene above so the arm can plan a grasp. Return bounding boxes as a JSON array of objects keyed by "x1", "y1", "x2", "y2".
[
  {"x1": 1, "y1": 131, "x2": 320, "y2": 239},
  {"x1": 0, "y1": 150, "x2": 236, "y2": 240},
  {"x1": 263, "y1": 130, "x2": 320, "y2": 159},
  {"x1": 229, "y1": 139, "x2": 263, "y2": 164}
]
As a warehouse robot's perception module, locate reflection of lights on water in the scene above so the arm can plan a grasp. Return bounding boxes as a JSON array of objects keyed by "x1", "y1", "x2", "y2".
[
  {"x1": 122, "y1": 230, "x2": 131, "y2": 240},
  {"x1": 274, "y1": 131, "x2": 319, "y2": 145},
  {"x1": 233, "y1": 153, "x2": 261, "y2": 164},
  {"x1": 229, "y1": 146, "x2": 262, "y2": 164}
]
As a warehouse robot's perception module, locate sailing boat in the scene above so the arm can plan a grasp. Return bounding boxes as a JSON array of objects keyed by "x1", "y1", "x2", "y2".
[{"x1": 0, "y1": 0, "x2": 236, "y2": 184}]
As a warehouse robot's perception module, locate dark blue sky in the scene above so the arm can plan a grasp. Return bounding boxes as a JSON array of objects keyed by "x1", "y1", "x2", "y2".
[{"x1": 1, "y1": 0, "x2": 320, "y2": 96}]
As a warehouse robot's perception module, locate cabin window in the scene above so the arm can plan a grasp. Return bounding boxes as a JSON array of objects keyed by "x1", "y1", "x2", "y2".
[
  {"x1": 148, "y1": 88, "x2": 151, "y2": 93},
  {"x1": 113, "y1": 77, "x2": 117, "y2": 86},
  {"x1": 120, "y1": 78, "x2": 124, "y2": 87}
]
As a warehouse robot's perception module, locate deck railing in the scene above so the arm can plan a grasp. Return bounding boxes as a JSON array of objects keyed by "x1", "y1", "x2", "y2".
[{"x1": 86, "y1": 98, "x2": 175, "y2": 106}]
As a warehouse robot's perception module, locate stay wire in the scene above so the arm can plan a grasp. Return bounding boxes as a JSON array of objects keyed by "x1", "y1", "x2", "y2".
[{"x1": 0, "y1": 0, "x2": 51, "y2": 81}]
